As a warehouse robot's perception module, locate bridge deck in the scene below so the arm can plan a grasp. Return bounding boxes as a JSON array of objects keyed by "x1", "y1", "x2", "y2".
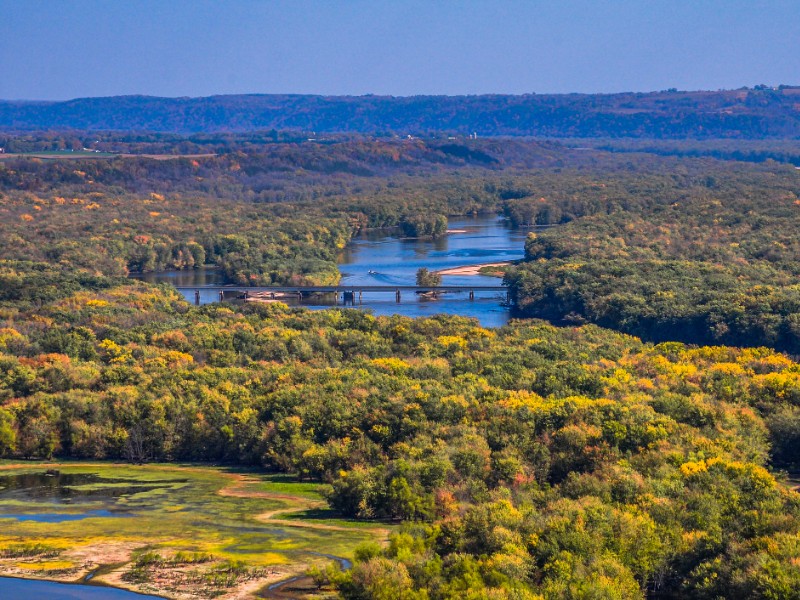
[{"x1": 175, "y1": 285, "x2": 507, "y2": 293}]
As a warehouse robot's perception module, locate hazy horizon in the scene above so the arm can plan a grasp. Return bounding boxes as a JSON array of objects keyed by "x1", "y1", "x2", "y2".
[
  {"x1": 6, "y1": 84, "x2": 799, "y2": 104},
  {"x1": 2, "y1": 0, "x2": 799, "y2": 101}
]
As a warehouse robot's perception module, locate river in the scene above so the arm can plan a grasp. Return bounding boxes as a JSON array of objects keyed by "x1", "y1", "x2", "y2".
[
  {"x1": 0, "y1": 576, "x2": 162, "y2": 599},
  {"x1": 133, "y1": 215, "x2": 530, "y2": 328}
]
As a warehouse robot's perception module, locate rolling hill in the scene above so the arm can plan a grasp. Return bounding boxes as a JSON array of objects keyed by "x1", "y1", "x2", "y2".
[{"x1": 2, "y1": 86, "x2": 800, "y2": 137}]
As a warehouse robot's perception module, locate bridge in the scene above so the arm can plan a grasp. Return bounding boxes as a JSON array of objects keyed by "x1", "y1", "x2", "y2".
[{"x1": 174, "y1": 285, "x2": 510, "y2": 305}]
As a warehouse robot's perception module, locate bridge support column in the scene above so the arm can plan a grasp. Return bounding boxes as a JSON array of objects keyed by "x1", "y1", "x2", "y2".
[
  {"x1": 195, "y1": 290, "x2": 200, "y2": 306},
  {"x1": 396, "y1": 289, "x2": 401, "y2": 303},
  {"x1": 359, "y1": 291, "x2": 362, "y2": 304},
  {"x1": 469, "y1": 290, "x2": 474, "y2": 301}
]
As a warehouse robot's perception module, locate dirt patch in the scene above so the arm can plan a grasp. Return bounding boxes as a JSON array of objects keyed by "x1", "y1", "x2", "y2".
[
  {"x1": 0, "y1": 541, "x2": 138, "y2": 587},
  {"x1": 97, "y1": 560, "x2": 293, "y2": 600},
  {"x1": 435, "y1": 261, "x2": 513, "y2": 276}
]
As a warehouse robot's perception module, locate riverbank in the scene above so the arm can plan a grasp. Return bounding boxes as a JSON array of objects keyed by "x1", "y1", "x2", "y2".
[{"x1": 435, "y1": 260, "x2": 515, "y2": 276}]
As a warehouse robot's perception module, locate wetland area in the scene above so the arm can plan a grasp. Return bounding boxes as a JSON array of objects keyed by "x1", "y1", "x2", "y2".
[{"x1": 0, "y1": 464, "x2": 386, "y2": 599}]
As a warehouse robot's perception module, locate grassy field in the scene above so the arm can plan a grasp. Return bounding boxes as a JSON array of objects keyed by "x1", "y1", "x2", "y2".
[{"x1": 0, "y1": 462, "x2": 388, "y2": 599}]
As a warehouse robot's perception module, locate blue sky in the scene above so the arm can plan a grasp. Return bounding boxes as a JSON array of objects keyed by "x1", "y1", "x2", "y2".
[{"x1": 2, "y1": 0, "x2": 798, "y2": 100}]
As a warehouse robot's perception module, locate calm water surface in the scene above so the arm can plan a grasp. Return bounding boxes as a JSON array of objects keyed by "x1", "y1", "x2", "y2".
[
  {"x1": 332, "y1": 215, "x2": 527, "y2": 326},
  {"x1": 0, "y1": 472, "x2": 183, "y2": 519},
  {"x1": 0, "y1": 577, "x2": 162, "y2": 599},
  {"x1": 135, "y1": 215, "x2": 530, "y2": 327}
]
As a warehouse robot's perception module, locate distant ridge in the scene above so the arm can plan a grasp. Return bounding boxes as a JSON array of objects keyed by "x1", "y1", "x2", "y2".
[{"x1": 2, "y1": 87, "x2": 800, "y2": 138}]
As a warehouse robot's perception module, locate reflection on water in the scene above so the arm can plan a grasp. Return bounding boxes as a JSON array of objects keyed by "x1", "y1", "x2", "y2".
[
  {"x1": 0, "y1": 472, "x2": 185, "y2": 523},
  {"x1": 133, "y1": 215, "x2": 531, "y2": 328},
  {"x1": 0, "y1": 472, "x2": 180, "y2": 504}
]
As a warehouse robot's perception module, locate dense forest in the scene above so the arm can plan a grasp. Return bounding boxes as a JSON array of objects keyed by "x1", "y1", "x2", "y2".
[
  {"x1": 561, "y1": 138, "x2": 800, "y2": 166},
  {"x1": 4, "y1": 86, "x2": 800, "y2": 137},
  {"x1": 4, "y1": 135, "x2": 800, "y2": 353},
  {"x1": 3, "y1": 132, "x2": 800, "y2": 597},
  {"x1": 503, "y1": 160, "x2": 800, "y2": 353},
  {"x1": 0, "y1": 137, "x2": 532, "y2": 283},
  {"x1": 1, "y1": 265, "x2": 800, "y2": 598}
]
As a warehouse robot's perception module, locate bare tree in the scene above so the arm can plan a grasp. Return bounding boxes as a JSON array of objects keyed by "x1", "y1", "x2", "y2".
[{"x1": 124, "y1": 425, "x2": 148, "y2": 464}]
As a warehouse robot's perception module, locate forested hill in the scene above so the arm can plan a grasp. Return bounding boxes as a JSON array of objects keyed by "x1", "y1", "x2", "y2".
[{"x1": 3, "y1": 86, "x2": 800, "y2": 137}]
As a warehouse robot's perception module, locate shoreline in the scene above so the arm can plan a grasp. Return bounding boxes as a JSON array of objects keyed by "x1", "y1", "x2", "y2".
[{"x1": 435, "y1": 260, "x2": 515, "y2": 277}]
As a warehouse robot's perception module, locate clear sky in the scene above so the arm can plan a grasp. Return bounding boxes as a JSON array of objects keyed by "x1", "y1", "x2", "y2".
[{"x1": 2, "y1": 0, "x2": 798, "y2": 100}]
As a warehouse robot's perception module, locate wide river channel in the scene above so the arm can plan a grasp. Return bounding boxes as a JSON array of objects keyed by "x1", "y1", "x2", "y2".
[{"x1": 133, "y1": 215, "x2": 531, "y2": 328}]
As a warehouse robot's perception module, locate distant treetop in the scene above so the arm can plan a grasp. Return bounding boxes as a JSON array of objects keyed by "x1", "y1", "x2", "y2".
[{"x1": 2, "y1": 87, "x2": 800, "y2": 138}]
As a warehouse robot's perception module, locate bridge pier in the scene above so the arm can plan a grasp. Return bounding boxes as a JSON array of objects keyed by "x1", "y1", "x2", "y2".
[
  {"x1": 195, "y1": 290, "x2": 200, "y2": 306},
  {"x1": 469, "y1": 290, "x2": 474, "y2": 301},
  {"x1": 396, "y1": 289, "x2": 401, "y2": 303},
  {"x1": 359, "y1": 291, "x2": 362, "y2": 304}
]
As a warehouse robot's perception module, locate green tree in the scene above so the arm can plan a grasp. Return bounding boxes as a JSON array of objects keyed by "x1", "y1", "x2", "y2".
[{"x1": 416, "y1": 268, "x2": 441, "y2": 287}]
